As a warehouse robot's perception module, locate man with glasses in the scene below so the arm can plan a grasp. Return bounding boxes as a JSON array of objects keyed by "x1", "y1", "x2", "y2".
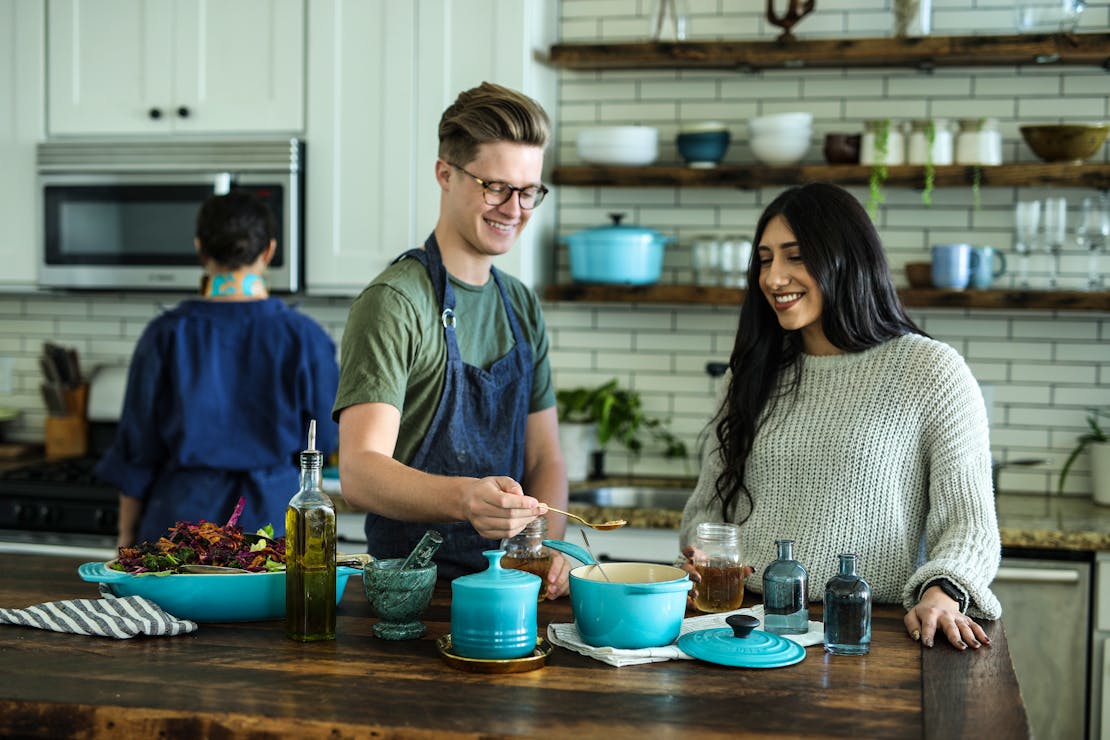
[{"x1": 333, "y1": 82, "x2": 569, "y2": 594}]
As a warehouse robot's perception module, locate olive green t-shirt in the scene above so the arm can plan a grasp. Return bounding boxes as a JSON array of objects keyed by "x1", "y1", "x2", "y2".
[{"x1": 333, "y1": 254, "x2": 555, "y2": 465}]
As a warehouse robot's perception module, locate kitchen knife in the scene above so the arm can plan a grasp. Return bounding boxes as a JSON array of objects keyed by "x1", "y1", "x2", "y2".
[{"x1": 40, "y1": 382, "x2": 67, "y2": 416}]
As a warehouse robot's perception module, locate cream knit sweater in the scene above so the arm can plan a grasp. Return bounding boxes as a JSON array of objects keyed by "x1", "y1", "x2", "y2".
[{"x1": 680, "y1": 333, "x2": 1002, "y2": 620}]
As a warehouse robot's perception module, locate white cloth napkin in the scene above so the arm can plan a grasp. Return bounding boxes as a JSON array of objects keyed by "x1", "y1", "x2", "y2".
[
  {"x1": 547, "y1": 604, "x2": 824, "y2": 667},
  {"x1": 0, "y1": 586, "x2": 198, "y2": 639}
]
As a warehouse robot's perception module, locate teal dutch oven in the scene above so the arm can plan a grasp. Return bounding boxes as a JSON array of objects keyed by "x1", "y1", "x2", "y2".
[
  {"x1": 543, "y1": 539, "x2": 691, "y2": 649},
  {"x1": 562, "y1": 213, "x2": 673, "y2": 286}
]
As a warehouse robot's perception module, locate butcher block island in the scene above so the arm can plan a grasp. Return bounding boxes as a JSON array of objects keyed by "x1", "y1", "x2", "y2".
[{"x1": 1, "y1": 555, "x2": 1026, "y2": 739}]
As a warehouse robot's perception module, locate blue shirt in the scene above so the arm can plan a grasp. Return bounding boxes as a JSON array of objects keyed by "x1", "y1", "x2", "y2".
[{"x1": 95, "y1": 298, "x2": 339, "y2": 543}]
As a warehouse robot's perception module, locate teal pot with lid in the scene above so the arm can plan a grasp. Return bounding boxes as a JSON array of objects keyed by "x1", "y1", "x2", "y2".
[
  {"x1": 450, "y1": 550, "x2": 541, "y2": 659},
  {"x1": 563, "y1": 213, "x2": 672, "y2": 286},
  {"x1": 543, "y1": 539, "x2": 691, "y2": 649}
]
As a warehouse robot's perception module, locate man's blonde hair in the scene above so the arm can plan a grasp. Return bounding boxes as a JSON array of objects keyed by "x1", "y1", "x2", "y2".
[{"x1": 438, "y1": 81, "x2": 550, "y2": 166}]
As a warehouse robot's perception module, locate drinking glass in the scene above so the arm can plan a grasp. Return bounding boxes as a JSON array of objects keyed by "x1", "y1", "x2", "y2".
[
  {"x1": 1013, "y1": 200, "x2": 1040, "y2": 289},
  {"x1": 1040, "y1": 197, "x2": 1067, "y2": 289},
  {"x1": 1076, "y1": 195, "x2": 1109, "y2": 291}
]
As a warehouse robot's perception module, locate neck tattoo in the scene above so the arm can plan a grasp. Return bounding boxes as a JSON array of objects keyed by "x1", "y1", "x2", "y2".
[{"x1": 206, "y1": 272, "x2": 268, "y2": 298}]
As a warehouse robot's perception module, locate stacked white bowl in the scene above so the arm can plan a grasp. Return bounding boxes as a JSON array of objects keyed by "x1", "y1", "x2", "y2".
[
  {"x1": 747, "y1": 112, "x2": 813, "y2": 165},
  {"x1": 577, "y1": 126, "x2": 659, "y2": 166}
]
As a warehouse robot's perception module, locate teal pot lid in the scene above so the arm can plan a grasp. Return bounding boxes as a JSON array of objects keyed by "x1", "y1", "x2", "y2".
[{"x1": 678, "y1": 614, "x2": 806, "y2": 669}]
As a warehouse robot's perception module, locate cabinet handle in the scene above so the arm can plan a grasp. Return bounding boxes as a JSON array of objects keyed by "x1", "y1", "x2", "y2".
[
  {"x1": 148, "y1": 108, "x2": 162, "y2": 120},
  {"x1": 177, "y1": 106, "x2": 190, "y2": 119},
  {"x1": 994, "y1": 566, "x2": 1081, "y2": 584}
]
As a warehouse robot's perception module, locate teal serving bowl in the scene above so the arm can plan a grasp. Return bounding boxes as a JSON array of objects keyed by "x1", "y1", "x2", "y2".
[
  {"x1": 78, "y1": 561, "x2": 359, "y2": 622},
  {"x1": 676, "y1": 129, "x2": 731, "y2": 168}
]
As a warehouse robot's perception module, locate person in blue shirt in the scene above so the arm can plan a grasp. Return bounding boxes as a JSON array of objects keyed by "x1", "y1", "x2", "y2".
[{"x1": 96, "y1": 191, "x2": 339, "y2": 547}]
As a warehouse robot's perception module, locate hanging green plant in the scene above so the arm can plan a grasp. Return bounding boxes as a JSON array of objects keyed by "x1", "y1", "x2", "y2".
[
  {"x1": 971, "y1": 165, "x2": 982, "y2": 211},
  {"x1": 921, "y1": 119, "x2": 936, "y2": 207},
  {"x1": 867, "y1": 119, "x2": 890, "y2": 219}
]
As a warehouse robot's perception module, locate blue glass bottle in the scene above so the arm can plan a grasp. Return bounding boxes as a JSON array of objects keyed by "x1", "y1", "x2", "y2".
[
  {"x1": 762, "y1": 539, "x2": 809, "y2": 635},
  {"x1": 823, "y1": 553, "x2": 871, "y2": 655}
]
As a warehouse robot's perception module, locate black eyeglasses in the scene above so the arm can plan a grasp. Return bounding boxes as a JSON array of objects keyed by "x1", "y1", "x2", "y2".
[{"x1": 448, "y1": 163, "x2": 548, "y2": 210}]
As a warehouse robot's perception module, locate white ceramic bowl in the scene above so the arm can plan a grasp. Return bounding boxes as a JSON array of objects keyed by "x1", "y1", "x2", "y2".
[
  {"x1": 577, "y1": 126, "x2": 659, "y2": 166},
  {"x1": 747, "y1": 112, "x2": 814, "y2": 137},
  {"x1": 750, "y1": 132, "x2": 812, "y2": 165}
]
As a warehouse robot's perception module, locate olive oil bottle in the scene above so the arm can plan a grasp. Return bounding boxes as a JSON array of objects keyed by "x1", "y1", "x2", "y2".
[{"x1": 285, "y1": 420, "x2": 337, "y2": 641}]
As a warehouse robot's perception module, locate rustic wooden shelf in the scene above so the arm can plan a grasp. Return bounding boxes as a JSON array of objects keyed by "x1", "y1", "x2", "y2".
[
  {"x1": 552, "y1": 163, "x2": 1110, "y2": 190},
  {"x1": 547, "y1": 33, "x2": 1110, "y2": 71},
  {"x1": 544, "y1": 284, "x2": 1110, "y2": 312}
]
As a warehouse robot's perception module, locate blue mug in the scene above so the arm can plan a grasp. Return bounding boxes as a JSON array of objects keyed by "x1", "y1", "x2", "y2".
[
  {"x1": 969, "y1": 246, "x2": 1007, "y2": 289},
  {"x1": 931, "y1": 244, "x2": 972, "y2": 290}
]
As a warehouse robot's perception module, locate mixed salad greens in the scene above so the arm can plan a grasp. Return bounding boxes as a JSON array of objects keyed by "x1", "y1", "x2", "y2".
[{"x1": 111, "y1": 497, "x2": 286, "y2": 575}]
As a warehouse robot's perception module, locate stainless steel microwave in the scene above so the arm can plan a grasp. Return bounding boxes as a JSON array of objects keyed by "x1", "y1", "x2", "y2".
[{"x1": 37, "y1": 138, "x2": 303, "y2": 292}]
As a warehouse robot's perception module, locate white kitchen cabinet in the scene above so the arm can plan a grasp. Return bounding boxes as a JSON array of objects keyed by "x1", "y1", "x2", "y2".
[
  {"x1": 47, "y1": 0, "x2": 304, "y2": 136},
  {"x1": 303, "y1": 0, "x2": 557, "y2": 296},
  {"x1": 0, "y1": 0, "x2": 44, "y2": 289},
  {"x1": 992, "y1": 556, "x2": 1091, "y2": 740}
]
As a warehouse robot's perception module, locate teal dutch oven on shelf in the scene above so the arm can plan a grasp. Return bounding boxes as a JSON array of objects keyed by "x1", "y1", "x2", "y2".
[{"x1": 562, "y1": 213, "x2": 673, "y2": 286}]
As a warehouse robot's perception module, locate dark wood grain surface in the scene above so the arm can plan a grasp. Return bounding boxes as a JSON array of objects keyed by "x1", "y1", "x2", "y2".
[
  {"x1": 544, "y1": 283, "x2": 1110, "y2": 313},
  {"x1": 547, "y1": 33, "x2": 1110, "y2": 71},
  {"x1": 0, "y1": 555, "x2": 1029, "y2": 739},
  {"x1": 551, "y1": 163, "x2": 1110, "y2": 192}
]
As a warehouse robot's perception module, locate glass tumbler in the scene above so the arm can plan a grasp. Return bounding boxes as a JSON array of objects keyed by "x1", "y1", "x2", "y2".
[
  {"x1": 1013, "y1": 200, "x2": 1041, "y2": 289},
  {"x1": 1040, "y1": 197, "x2": 1067, "y2": 289},
  {"x1": 1076, "y1": 195, "x2": 1109, "y2": 291}
]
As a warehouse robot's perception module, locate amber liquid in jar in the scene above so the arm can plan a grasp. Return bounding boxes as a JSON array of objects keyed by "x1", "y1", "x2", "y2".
[
  {"x1": 500, "y1": 553, "x2": 552, "y2": 601},
  {"x1": 693, "y1": 563, "x2": 746, "y2": 612}
]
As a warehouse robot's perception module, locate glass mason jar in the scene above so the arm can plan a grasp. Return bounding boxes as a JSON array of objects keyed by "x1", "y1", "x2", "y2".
[
  {"x1": 762, "y1": 539, "x2": 809, "y2": 635},
  {"x1": 823, "y1": 553, "x2": 872, "y2": 655},
  {"x1": 692, "y1": 522, "x2": 746, "y2": 613},
  {"x1": 500, "y1": 518, "x2": 553, "y2": 601}
]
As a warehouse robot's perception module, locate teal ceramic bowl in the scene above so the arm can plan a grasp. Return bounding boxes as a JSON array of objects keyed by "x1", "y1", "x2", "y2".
[
  {"x1": 676, "y1": 130, "x2": 731, "y2": 168},
  {"x1": 78, "y1": 561, "x2": 359, "y2": 622}
]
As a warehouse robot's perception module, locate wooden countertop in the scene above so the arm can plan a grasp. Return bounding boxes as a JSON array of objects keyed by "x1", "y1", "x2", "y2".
[{"x1": 0, "y1": 554, "x2": 1027, "y2": 739}]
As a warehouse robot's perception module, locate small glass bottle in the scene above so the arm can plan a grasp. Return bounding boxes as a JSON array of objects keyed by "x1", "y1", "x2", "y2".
[
  {"x1": 823, "y1": 553, "x2": 871, "y2": 656},
  {"x1": 692, "y1": 522, "x2": 746, "y2": 613},
  {"x1": 500, "y1": 518, "x2": 553, "y2": 601},
  {"x1": 762, "y1": 539, "x2": 809, "y2": 635},
  {"x1": 285, "y1": 420, "x2": 337, "y2": 642}
]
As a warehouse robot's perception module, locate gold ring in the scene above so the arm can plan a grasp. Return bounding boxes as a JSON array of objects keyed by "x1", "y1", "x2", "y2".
[{"x1": 911, "y1": 629, "x2": 921, "y2": 641}]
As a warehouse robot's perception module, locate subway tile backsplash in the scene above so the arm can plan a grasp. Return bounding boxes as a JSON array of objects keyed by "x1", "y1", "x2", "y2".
[{"x1": 0, "y1": 1, "x2": 1106, "y2": 501}]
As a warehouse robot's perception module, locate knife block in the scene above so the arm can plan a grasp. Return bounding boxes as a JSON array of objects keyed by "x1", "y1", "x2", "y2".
[{"x1": 45, "y1": 383, "x2": 89, "y2": 459}]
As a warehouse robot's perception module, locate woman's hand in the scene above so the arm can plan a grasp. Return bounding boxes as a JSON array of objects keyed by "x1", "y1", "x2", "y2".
[
  {"x1": 544, "y1": 553, "x2": 571, "y2": 600},
  {"x1": 904, "y1": 585, "x2": 991, "y2": 650},
  {"x1": 677, "y1": 545, "x2": 703, "y2": 608}
]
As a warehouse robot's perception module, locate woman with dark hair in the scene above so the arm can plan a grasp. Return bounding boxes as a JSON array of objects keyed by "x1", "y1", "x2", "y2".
[{"x1": 679, "y1": 183, "x2": 1000, "y2": 651}]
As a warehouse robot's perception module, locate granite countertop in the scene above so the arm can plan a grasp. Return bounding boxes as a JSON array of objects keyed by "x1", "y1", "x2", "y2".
[
  {"x1": 567, "y1": 478, "x2": 1110, "y2": 553},
  {"x1": 332, "y1": 475, "x2": 1110, "y2": 553}
]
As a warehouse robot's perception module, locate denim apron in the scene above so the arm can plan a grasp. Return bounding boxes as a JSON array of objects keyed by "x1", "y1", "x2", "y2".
[{"x1": 363, "y1": 232, "x2": 534, "y2": 580}]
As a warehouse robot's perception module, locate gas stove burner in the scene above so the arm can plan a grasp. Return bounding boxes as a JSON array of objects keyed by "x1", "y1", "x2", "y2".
[
  {"x1": 1, "y1": 457, "x2": 104, "y2": 485},
  {"x1": 0, "y1": 456, "x2": 119, "y2": 537}
]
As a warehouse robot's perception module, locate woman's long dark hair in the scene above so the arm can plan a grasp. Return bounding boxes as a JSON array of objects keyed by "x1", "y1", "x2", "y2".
[{"x1": 714, "y1": 183, "x2": 926, "y2": 521}]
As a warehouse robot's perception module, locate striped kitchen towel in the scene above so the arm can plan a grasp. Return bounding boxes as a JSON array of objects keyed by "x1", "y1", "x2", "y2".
[{"x1": 0, "y1": 588, "x2": 197, "y2": 639}]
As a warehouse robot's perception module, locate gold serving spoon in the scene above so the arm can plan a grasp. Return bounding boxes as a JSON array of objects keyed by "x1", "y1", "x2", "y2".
[{"x1": 541, "y1": 504, "x2": 627, "y2": 531}]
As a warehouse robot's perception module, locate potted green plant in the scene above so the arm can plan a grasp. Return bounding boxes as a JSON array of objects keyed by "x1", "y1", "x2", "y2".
[
  {"x1": 1059, "y1": 408, "x2": 1110, "y2": 504},
  {"x1": 556, "y1": 379, "x2": 687, "y2": 482}
]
